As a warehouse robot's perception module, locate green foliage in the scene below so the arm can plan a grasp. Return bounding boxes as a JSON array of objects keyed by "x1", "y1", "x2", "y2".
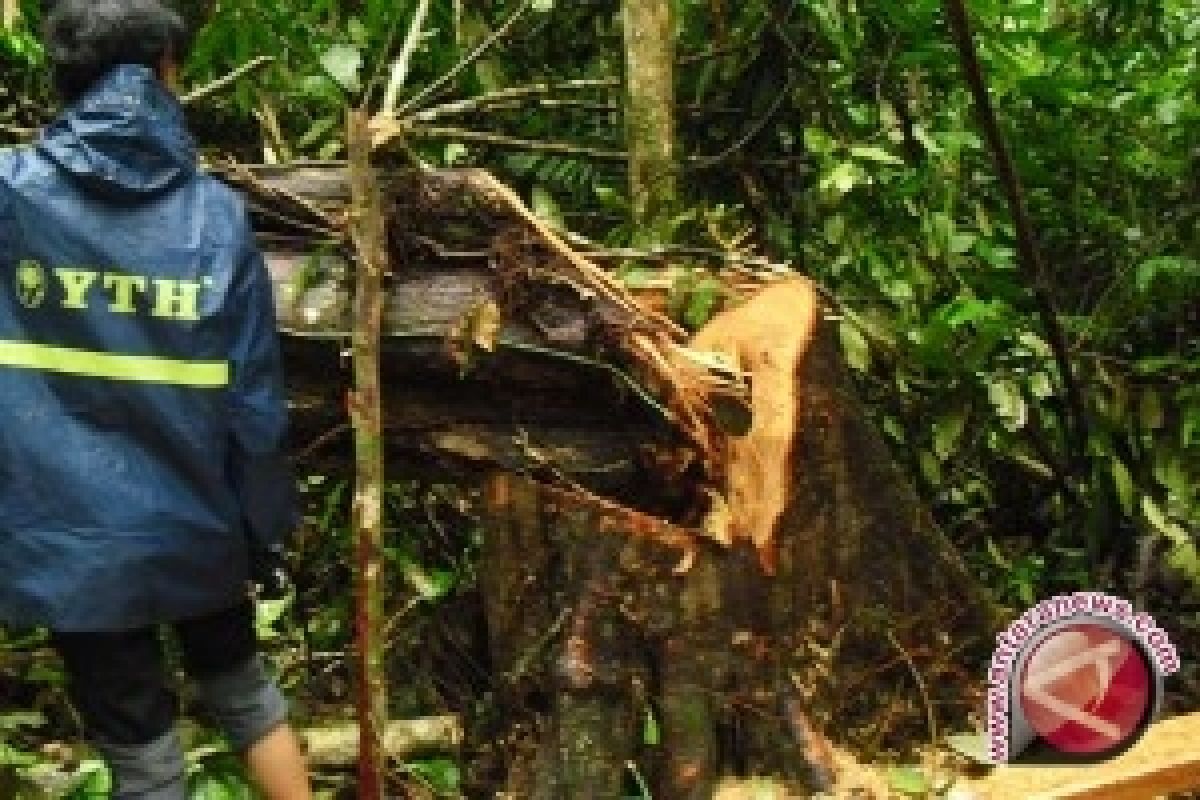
[
  {"x1": 887, "y1": 765, "x2": 931, "y2": 797},
  {"x1": 744, "y1": 0, "x2": 1200, "y2": 604},
  {"x1": 405, "y1": 757, "x2": 462, "y2": 797},
  {"x1": 187, "y1": 748, "x2": 255, "y2": 800}
]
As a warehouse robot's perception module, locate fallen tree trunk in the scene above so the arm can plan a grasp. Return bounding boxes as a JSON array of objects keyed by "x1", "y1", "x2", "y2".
[{"x1": 230, "y1": 163, "x2": 997, "y2": 796}]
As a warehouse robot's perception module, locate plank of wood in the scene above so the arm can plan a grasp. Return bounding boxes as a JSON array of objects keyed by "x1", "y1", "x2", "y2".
[{"x1": 959, "y1": 712, "x2": 1200, "y2": 799}]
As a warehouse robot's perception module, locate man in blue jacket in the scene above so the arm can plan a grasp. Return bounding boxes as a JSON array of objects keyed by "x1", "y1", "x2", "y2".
[{"x1": 0, "y1": 1, "x2": 311, "y2": 797}]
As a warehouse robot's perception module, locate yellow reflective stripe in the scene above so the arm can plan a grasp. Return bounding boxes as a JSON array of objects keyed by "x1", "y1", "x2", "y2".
[{"x1": 0, "y1": 341, "x2": 229, "y2": 388}]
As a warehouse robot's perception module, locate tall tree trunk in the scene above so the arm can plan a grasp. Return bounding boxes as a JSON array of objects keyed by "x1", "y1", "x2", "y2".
[
  {"x1": 622, "y1": 4, "x2": 722, "y2": 794},
  {"x1": 622, "y1": 0, "x2": 678, "y2": 242},
  {"x1": 346, "y1": 110, "x2": 389, "y2": 800}
]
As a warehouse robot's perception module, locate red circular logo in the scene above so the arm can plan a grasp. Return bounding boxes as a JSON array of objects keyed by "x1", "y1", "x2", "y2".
[{"x1": 1018, "y1": 623, "x2": 1152, "y2": 754}]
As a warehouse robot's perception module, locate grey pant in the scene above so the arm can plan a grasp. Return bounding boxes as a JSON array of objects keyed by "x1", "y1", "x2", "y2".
[
  {"x1": 53, "y1": 603, "x2": 289, "y2": 800},
  {"x1": 99, "y1": 655, "x2": 289, "y2": 799}
]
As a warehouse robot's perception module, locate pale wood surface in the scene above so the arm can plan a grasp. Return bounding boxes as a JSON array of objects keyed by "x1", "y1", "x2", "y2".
[{"x1": 958, "y1": 712, "x2": 1200, "y2": 799}]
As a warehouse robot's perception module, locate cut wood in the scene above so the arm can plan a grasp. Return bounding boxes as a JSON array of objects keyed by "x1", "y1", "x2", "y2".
[
  {"x1": 957, "y1": 712, "x2": 1200, "y2": 799},
  {"x1": 301, "y1": 717, "x2": 463, "y2": 768}
]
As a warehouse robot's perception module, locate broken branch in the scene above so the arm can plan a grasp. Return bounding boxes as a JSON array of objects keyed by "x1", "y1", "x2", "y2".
[
  {"x1": 380, "y1": 0, "x2": 433, "y2": 116},
  {"x1": 182, "y1": 56, "x2": 275, "y2": 106},
  {"x1": 398, "y1": 0, "x2": 534, "y2": 116}
]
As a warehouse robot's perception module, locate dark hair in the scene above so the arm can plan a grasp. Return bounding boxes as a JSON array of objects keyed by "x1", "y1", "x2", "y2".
[{"x1": 43, "y1": 0, "x2": 190, "y2": 103}]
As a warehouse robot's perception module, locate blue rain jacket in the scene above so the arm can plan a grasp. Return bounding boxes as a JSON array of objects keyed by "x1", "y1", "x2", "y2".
[{"x1": 0, "y1": 65, "x2": 295, "y2": 631}]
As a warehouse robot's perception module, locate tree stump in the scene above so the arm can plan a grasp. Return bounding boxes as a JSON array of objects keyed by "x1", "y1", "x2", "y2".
[
  {"x1": 477, "y1": 316, "x2": 995, "y2": 797},
  {"x1": 240, "y1": 163, "x2": 997, "y2": 796}
]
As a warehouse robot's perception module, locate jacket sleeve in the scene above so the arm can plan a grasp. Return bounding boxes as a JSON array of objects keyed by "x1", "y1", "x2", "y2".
[{"x1": 227, "y1": 208, "x2": 298, "y2": 552}]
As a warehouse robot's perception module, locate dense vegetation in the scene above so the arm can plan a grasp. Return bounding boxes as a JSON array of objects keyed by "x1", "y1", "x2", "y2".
[{"x1": 2, "y1": 0, "x2": 1197, "y2": 796}]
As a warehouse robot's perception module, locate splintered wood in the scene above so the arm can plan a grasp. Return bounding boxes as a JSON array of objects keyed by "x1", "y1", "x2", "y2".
[
  {"x1": 447, "y1": 169, "x2": 746, "y2": 487},
  {"x1": 230, "y1": 162, "x2": 829, "y2": 575},
  {"x1": 688, "y1": 279, "x2": 819, "y2": 572}
]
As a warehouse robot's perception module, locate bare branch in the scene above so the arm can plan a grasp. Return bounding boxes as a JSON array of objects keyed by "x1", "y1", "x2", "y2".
[
  {"x1": 0, "y1": 123, "x2": 36, "y2": 139},
  {"x1": 419, "y1": 96, "x2": 747, "y2": 120},
  {"x1": 381, "y1": 0, "x2": 432, "y2": 116},
  {"x1": 182, "y1": 56, "x2": 275, "y2": 106},
  {"x1": 410, "y1": 78, "x2": 619, "y2": 122},
  {"x1": 395, "y1": 122, "x2": 628, "y2": 161},
  {"x1": 398, "y1": 0, "x2": 534, "y2": 115},
  {"x1": 689, "y1": 76, "x2": 796, "y2": 170}
]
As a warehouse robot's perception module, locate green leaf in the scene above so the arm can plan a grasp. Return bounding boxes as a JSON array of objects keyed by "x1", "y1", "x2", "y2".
[
  {"x1": 945, "y1": 732, "x2": 993, "y2": 764},
  {"x1": 643, "y1": 709, "x2": 660, "y2": 746},
  {"x1": 824, "y1": 213, "x2": 846, "y2": 244},
  {"x1": 530, "y1": 185, "x2": 565, "y2": 230},
  {"x1": 1167, "y1": 541, "x2": 1200, "y2": 585},
  {"x1": 985, "y1": 538, "x2": 1011, "y2": 569},
  {"x1": 347, "y1": 17, "x2": 370, "y2": 46},
  {"x1": 532, "y1": 0, "x2": 555, "y2": 10},
  {"x1": 593, "y1": 185, "x2": 624, "y2": 210},
  {"x1": 1140, "y1": 390, "x2": 1164, "y2": 431},
  {"x1": 988, "y1": 380, "x2": 1028, "y2": 431},
  {"x1": 443, "y1": 142, "x2": 468, "y2": 166},
  {"x1": 297, "y1": 116, "x2": 338, "y2": 150},
  {"x1": 65, "y1": 759, "x2": 111, "y2": 798},
  {"x1": 839, "y1": 320, "x2": 871, "y2": 373},
  {"x1": 1153, "y1": 452, "x2": 1190, "y2": 500},
  {"x1": 1136, "y1": 256, "x2": 1200, "y2": 294},
  {"x1": 920, "y1": 449, "x2": 942, "y2": 484},
  {"x1": 0, "y1": 742, "x2": 37, "y2": 769},
  {"x1": 320, "y1": 44, "x2": 362, "y2": 92},
  {"x1": 934, "y1": 409, "x2": 968, "y2": 461},
  {"x1": 0, "y1": 712, "x2": 45, "y2": 732},
  {"x1": 617, "y1": 262, "x2": 653, "y2": 289},
  {"x1": 819, "y1": 161, "x2": 862, "y2": 195},
  {"x1": 850, "y1": 145, "x2": 904, "y2": 165},
  {"x1": 406, "y1": 757, "x2": 461, "y2": 793},
  {"x1": 1142, "y1": 496, "x2": 1188, "y2": 545},
  {"x1": 1184, "y1": 399, "x2": 1200, "y2": 448},
  {"x1": 803, "y1": 127, "x2": 835, "y2": 155},
  {"x1": 913, "y1": 125, "x2": 942, "y2": 154},
  {"x1": 1110, "y1": 457, "x2": 1134, "y2": 515},
  {"x1": 685, "y1": 277, "x2": 722, "y2": 330},
  {"x1": 1028, "y1": 372, "x2": 1054, "y2": 400},
  {"x1": 255, "y1": 595, "x2": 293, "y2": 641},
  {"x1": 949, "y1": 232, "x2": 978, "y2": 254},
  {"x1": 943, "y1": 297, "x2": 996, "y2": 328},
  {"x1": 888, "y1": 766, "x2": 930, "y2": 796}
]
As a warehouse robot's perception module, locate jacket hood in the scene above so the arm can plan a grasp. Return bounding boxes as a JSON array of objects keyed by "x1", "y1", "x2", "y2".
[{"x1": 38, "y1": 64, "x2": 196, "y2": 199}]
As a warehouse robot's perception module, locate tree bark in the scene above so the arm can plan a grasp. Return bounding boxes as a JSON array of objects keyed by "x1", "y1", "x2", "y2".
[
  {"x1": 471, "y1": 318, "x2": 997, "y2": 797},
  {"x1": 622, "y1": 0, "x2": 679, "y2": 241},
  {"x1": 346, "y1": 110, "x2": 389, "y2": 800}
]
